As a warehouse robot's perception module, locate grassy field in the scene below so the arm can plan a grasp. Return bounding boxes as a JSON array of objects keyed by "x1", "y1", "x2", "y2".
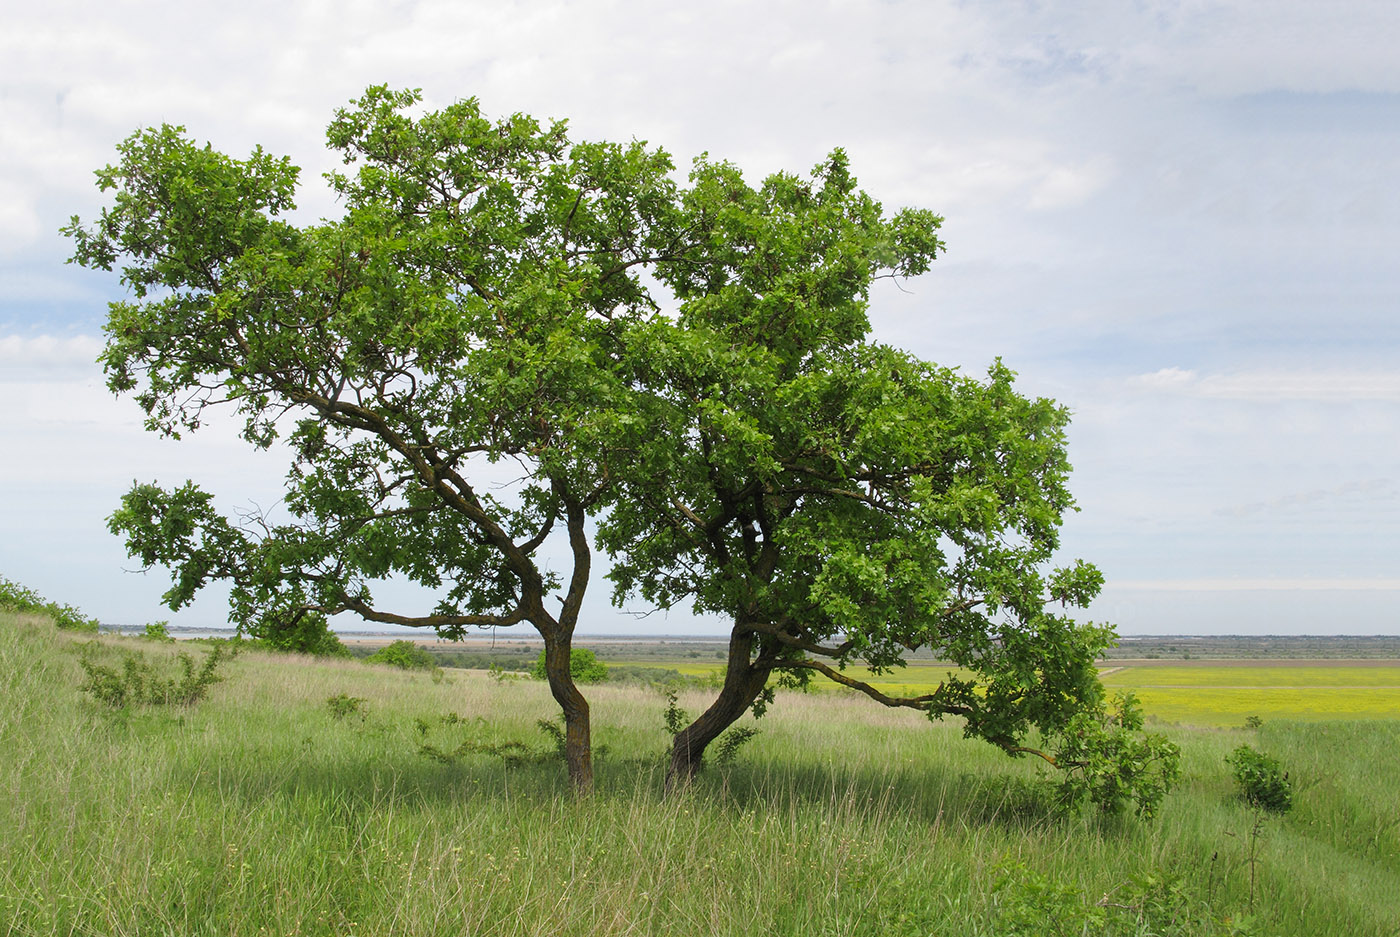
[{"x1": 4, "y1": 612, "x2": 1400, "y2": 936}]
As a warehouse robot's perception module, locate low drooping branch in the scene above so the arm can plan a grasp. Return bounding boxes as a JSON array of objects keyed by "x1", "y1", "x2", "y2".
[
  {"x1": 771, "y1": 657, "x2": 966, "y2": 715},
  {"x1": 320, "y1": 595, "x2": 528, "y2": 630}
]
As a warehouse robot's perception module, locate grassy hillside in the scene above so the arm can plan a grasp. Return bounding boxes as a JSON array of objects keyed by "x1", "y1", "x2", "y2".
[{"x1": 3, "y1": 610, "x2": 1398, "y2": 936}]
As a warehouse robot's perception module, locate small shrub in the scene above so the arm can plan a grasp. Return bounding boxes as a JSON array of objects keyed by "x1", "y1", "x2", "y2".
[
  {"x1": 662, "y1": 689, "x2": 689, "y2": 736},
  {"x1": 712, "y1": 725, "x2": 759, "y2": 767},
  {"x1": 1226, "y1": 745, "x2": 1293, "y2": 815},
  {"x1": 142, "y1": 621, "x2": 175, "y2": 642},
  {"x1": 535, "y1": 717, "x2": 567, "y2": 759},
  {"x1": 325, "y1": 694, "x2": 367, "y2": 720},
  {"x1": 79, "y1": 644, "x2": 227, "y2": 708},
  {"x1": 1243, "y1": 714, "x2": 1263, "y2": 729},
  {"x1": 364, "y1": 639, "x2": 436, "y2": 671},
  {"x1": 531, "y1": 647, "x2": 608, "y2": 684},
  {"x1": 992, "y1": 861, "x2": 1251, "y2": 937}
]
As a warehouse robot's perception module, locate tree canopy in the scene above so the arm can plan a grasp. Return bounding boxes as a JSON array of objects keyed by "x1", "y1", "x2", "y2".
[{"x1": 67, "y1": 86, "x2": 1178, "y2": 811}]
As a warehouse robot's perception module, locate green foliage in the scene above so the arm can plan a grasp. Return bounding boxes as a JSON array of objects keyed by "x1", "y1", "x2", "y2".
[
  {"x1": 992, "y1": 861, "x2": 1253, "y2": 937},
  {"x1": 711, "y1": 726, "x2": 759, "y2": 768},
  {"x1": 0, "y1": 576, "x2": 99, "y2": 633},
  {"x1": 141, "y1": 621, "x2": 174, "y2": 642},
  {"x1": 531, "y1": 647, "x2": 608, "y2": 684},
  {"x1": 415, "y1": 712, "x2": 565, "y2": 767},
  {"x1": 1049, "y1": 692, "x2": 1182, "y2": 819},
  {"x1": 1227, "y1": 745, "x2": 1294, "y2": 815},
  {"x1": 325, "y1": 693, "x2": 367, "y2": 720},
  {"x1": 1244, "y1": 714, "x2": 1264, "y2": 729},
  {"x1": 535, "y1": 717, "x2": 567, "y2": 760},
  {"x1": 79, "y1": 644, "x2": 227, "y2": 707},
  {"x1": 364, "y1": 639, "x2": 436, "y2": 671},
  {"x1": 663, "y1": 689, "x2": 689, "y2": 736}
]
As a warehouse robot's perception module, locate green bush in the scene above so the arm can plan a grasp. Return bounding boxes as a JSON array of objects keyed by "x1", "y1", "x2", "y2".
[
  {"x1": 364, "y1": 639, "x2": 436, "y2": 671},
  {"x1": 0, "y1": 576, "x2": 100, "y2": 633},
  {"x1": 1226, "y1": 745, "x2": 1293, "y2": 815},
  {"x1": 142, "y1": 621, "x2": 175, "y2": 642},
  {"x1": 531, "y1": 647, "x2": 608, "y2": 683},
  {"x1": 325, "y1": 693, "x2": 367, "y2": 720},
  {"x1": 992, "y1": 861, "x2": 1251, "y2": 937},
  {"x1": 79, "y1": 644, "x2": 227, "y2": 707}
]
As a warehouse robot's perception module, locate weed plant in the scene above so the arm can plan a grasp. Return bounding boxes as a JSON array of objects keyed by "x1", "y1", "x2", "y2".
[{"x1": 78, "y1": 643, "x2": 228, "y2": 707}]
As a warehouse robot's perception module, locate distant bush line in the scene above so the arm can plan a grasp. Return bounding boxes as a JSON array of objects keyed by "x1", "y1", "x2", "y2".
[
  {"x1": 342, "y1": 642, "x2": 710, "y2": 688},
  {"x1": 0, "y1": 576, "x2": 99, "y2": 633}
]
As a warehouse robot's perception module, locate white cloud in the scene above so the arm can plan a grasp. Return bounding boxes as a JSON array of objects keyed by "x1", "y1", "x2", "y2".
[
  {"x1": 1129, "y1": 368, "x2": 1400, "y2": 401},
  {"x1": 1107, "y1": 579, "x2": 1400, "y2": 592},
  {"x1": 0, "y1": 333, "x2": 103, "y2": 373}
]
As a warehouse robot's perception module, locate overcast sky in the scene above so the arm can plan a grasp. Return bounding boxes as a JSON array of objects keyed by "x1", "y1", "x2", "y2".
[{"x1": 2, "y1": 0, "x2": 1397, "y2": 636}]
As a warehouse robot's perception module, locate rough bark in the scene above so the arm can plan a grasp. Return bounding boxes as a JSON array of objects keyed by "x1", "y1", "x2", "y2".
[
  {"x1": 542, "y1": 635, "x2": 593, "y2": 792},
  {"x1": 666, "y1": 627, "x2": 770, "y2": 789}
]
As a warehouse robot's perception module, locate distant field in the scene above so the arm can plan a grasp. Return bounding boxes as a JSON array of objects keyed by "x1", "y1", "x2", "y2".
[
  {"x1": 604, "y1": 654, "x2": 1400, "y2": 727},
  {"x1": 1100, "y1": 660, "x2": 1400, "y2": 726}
]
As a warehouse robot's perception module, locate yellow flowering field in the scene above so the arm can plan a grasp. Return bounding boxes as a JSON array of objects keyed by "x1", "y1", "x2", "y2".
[
  {"x1": 610, "y1": 654, "x2": 1400, "y2": 726},
  {"x1": 1100, "y1": 661, "x2": 1400, "y2": 725}
]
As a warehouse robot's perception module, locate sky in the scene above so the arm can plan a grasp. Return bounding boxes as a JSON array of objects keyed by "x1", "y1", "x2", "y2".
[{"x1": 2, "y1": 0, "x2": 1397, "y2": 637}]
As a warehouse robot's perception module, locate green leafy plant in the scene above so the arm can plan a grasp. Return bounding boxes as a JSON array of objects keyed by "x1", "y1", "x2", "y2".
[
  {"x1": 1048, "y1": 692, "x2": 1182, "y2": 819},
  {"x1": 531, "y1": 648, "x2": 608, "y2": 684},
  {"x1": 325, "y1": 693, "x2": 367, "y2": 720},
  {"x1": 142, "y1": 620, "x2": 175, "y2": 642},
  {"x1": 0, "y1": 576, "x2": 100, "y2": 633},
  {"x1": 992, "y1": 861, "x2": 1253, "y2": 937},
  {"x1": 535, "y1": 717, "x2": 567, "y2": 760},
  {"x1": 417, "y1": 713, "x2": 557, "y2": 767},
  {"x1": 1226, "y1": 745, "x2": 1293, "y2": 815},
  {"x1": 711, "y1": 726, "x2": 758, "y2": 768},
  {"x1": 662, "y1": 690, "x2": 689, "y2": 736},
  {"x1": 79, "y1": 644, "x2": 227, "y2": 707},
  {"x1": 364, "y1": 640, "x2": 436, "y2": 671},
  {"x1": 1225, "y1": 744, "x2": 1293, "y2": 912}
]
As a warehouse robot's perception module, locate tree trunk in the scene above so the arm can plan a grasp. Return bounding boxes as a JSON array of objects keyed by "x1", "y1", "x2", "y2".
[
  {"x1": 666, "y1": 628, "x2": 770, "y2": 790},
  {"x1": 542, "y1": 637, "x2": 593, "y2": 792}
]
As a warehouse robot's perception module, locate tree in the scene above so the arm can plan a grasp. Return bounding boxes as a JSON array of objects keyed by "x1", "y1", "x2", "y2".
[
  {"x1": 69, "y1": 87, "x2": 1177, "y2": 812},
  {"x1": 599, "y1": 154, "x2": 1179, "y2": 814},
  {"x1": 65, "y1": 86, "x2": 689, "y2": 791}
]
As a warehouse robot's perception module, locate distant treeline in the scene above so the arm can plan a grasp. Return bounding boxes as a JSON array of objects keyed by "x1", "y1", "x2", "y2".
[
  {"x1": 342, "y1": 643, "x2": 703, "y2": 687},
  {"x1": 1104, "y1": 634, "x2": 1400, "y2": 659},
  {"x1": 344, "y1": 644, "x2": 536, "y2": 671}
]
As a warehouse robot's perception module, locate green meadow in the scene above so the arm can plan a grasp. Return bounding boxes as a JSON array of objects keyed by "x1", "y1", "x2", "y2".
[{"x1": 4, "y1": 612, "x2": 1400, "y2": 936}]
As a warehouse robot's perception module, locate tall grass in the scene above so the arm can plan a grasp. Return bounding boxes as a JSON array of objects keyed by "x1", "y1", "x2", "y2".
[{"x1": 2, "y1": 611, "x2": 1397, "y2": 936}]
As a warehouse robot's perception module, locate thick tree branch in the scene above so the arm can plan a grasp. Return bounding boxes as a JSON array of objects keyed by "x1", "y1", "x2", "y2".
[
  {"x1": 324, "y1": 595, "x2": 527, "y2": 629},
  {"x1": 770, "y1": 657, "x2": 970, "y2": 716}
]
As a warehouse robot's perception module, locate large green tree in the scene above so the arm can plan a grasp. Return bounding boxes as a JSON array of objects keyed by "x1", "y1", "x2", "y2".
[
  {"x1": 65, "y1": 86, "x2": 688, "y2": 790},
  {"x1": 602, "y1": 153, "x2": 1178, "y2": 814},
  {"x1": 69, "y1": 87, "x2": 1176, "y2": 812}
]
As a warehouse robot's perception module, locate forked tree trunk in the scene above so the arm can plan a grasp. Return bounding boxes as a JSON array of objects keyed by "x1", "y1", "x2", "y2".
[
  {"x1": 666, "y1": 628, "x2": 769, "y2": 790},
  {"x1": 542, "y1": 637, "x2": 593, "y2": 792}
]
